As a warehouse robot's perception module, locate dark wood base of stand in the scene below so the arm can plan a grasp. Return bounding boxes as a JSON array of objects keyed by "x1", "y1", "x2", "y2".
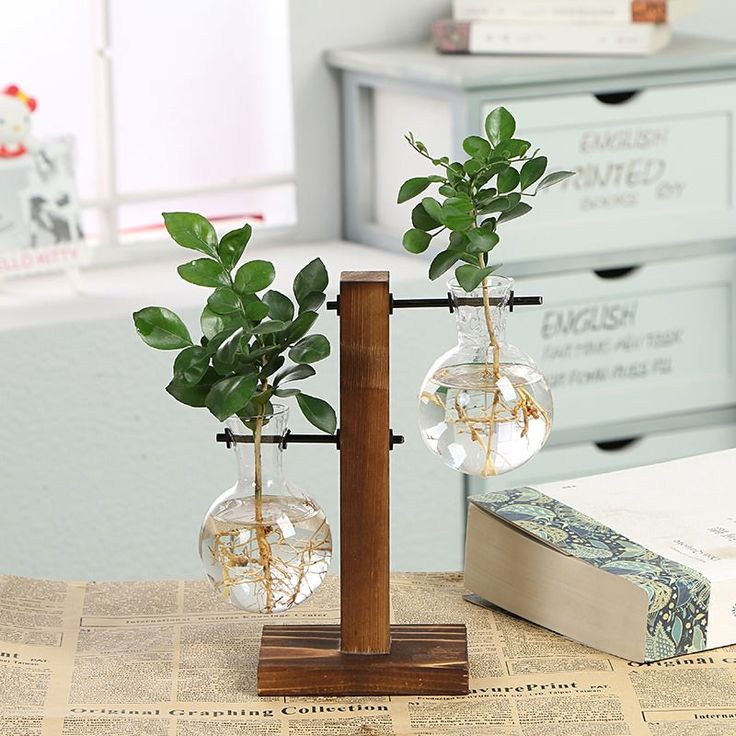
[{"x1": 257, "y1": 623, "x2": 469, "y2": 696}]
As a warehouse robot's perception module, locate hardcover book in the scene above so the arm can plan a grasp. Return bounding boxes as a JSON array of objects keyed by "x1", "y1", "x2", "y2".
[
  {"x1": 465, "y1": 449, "x2": 736, "y2": 662},
  {"x1": 452, "y1": 0, "x2": 696, "y2": 24},
  {"x1": 433, "y1": 18, "x2": 671, "y2": 56}
]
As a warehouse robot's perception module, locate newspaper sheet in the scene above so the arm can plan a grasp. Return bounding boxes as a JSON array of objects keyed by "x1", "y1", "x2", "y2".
[{"x1": 1, "y1": 572, "x2": 735, "y2": 736}]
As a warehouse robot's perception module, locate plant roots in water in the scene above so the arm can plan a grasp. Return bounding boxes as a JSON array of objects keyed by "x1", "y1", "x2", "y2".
[
  {"x1": 199, "y1": 495, "x2": 332, "y2": 613},
  {"x1": 419, "y1": 362, "x2": 552, "y2": 477}
]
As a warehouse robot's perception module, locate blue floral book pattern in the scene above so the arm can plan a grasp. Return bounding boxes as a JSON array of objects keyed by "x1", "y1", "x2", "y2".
[{"x1": 471, "y1": 488, "x2": 710, "y2": 661}]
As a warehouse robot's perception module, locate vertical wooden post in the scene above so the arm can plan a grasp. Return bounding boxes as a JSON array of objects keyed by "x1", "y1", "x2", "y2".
[
  {"x1": 257, "y1": 269, "x2": 469, "y2": 695},
  {"x1": 339, "y1": 271, "x2": 391, "y2": 654}
]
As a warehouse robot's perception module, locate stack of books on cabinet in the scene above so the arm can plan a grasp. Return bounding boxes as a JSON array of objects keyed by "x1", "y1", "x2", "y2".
[{"x1": 433, "y1": 0, "x2": 696, "y2": 56}]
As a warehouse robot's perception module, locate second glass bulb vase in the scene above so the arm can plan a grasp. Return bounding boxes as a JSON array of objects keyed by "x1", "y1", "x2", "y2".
[
  {"x1": 418, "y1": 276, "x2": 553, "y2": 478},
  {"x1": 199, "y1": 405, "x2": 332, "y2": 614}
]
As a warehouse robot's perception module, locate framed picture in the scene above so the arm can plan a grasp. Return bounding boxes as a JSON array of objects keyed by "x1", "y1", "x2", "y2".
[{"x1": 0, "y1": 136, "x2": 87, "y2": 277}]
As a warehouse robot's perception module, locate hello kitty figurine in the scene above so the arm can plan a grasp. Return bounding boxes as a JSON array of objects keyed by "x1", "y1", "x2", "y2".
[{"x1": 0, "y1": 85, "x2": 37, "y2": 159}]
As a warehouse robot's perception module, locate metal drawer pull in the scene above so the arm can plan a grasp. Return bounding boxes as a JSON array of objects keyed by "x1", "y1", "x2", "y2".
[
  {"x1": 594, "y1": 90, "x2": 641, "y2": 105},
  {"x1": 593, "y1": 266, "x2": 641, "y2": 280},
  {"x1": 595, "y1": 437, "x2": 642, "y2": 452}
]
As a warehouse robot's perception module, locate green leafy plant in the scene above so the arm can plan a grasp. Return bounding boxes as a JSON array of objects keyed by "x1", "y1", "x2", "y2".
[
  {"x1": 402, "y1": 108, "x2": 574, "y2": 478},
  {"x1": 399, "y1": 106, "x2": 574, "y2": 378},
  {"x1": 133, "y1": 213, "x2": 336, "y2": 610},
  {"x1": 133, "y1": 212, "x2": 335, "y2": 433}
]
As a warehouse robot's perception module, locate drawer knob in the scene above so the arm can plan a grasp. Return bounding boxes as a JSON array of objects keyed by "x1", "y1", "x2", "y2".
[
  {"x1": 595, "y1": 437, "x2": 642, "y2": 452},
  {"x1": 593, "y1": 266, "x2": 641, "y2": 280},
  {"x1": 594, "y1": 90, "x2": 641, "y2": 105}
]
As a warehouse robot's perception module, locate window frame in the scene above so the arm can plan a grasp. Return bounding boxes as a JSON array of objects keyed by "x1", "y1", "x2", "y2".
[{"x1": 84, "y1": 0, "x2": 297, "y2": 257}]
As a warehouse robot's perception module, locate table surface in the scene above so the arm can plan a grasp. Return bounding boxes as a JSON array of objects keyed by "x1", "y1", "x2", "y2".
[{"x1": 3, "y1": 571, "x2": 735, "y2": 735}]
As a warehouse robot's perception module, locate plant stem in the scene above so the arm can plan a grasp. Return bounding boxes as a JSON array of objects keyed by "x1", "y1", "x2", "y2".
[
  {"x1": 478, "y1": 257, "x2": 500, "y2": 380},
  {"x1": 253, "y1": 406, "x2": 274, "y2": 613}
]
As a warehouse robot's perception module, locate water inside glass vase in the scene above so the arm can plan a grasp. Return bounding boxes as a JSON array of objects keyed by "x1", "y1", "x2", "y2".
[
  {"x1": 418, "y1": 277, "x2": 553, "y2": 477},
  {"x1": 199, "y1": 405, "x2": 332, "y2": 613}
]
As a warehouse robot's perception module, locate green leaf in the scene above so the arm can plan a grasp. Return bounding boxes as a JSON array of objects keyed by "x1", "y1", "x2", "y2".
[
  {"x1": 262, "y1": 290, "x2": 294, "y2": 322},
  {"x1": 421, "y1": 197, "x2": 445, "y2": 224},
  {"x1": 520, "y1": 156, "x2": 548, "y2": 190},
  {"x1": 205, "y1": 374, "x2": 259, "y2": 422},
  {"x1": 498, "y1": 202, "x2": 533, "y2": 223},
  {"x1": 217, "y1": 224, "x2": 252, "y2": 271},
  {"x1": 214, "y1": 328, "x2": 244, "y2": 372},
  {"x1": 287, "y1": 310, "x2": 318, "y2": 341},
  {"x1": 438, "y1": 184, "x2": 457, "y2": 197},
  {"x1": 485, "y1": 107, "x2": 516, "y2": 147},
  {"x1": 476, "y1": 187, "x2": 499, "y2": 206},
  {"x1": 536, "y1": 170, "x2": 576, "y2": 192},
  {"x1": 444, "y1": 214, "x2": 474, "y2": 231},
  {"x1": 299, "y1": 291, "x2": 326, "y2": 313},
  {"x1": 234, "y1": 259, "x2": 275, "y2": 294},
  {"x1": 242, "y1": 295, "x2": 270, "y2": 322},
  {"x1": 443, "y1": 196, "x2": 473, "y2": 214},
  {"x1": 248, "y1": 320, "x2": 287, "y2": 336},
  {"x1": 495, "y1": 138, "x2": 531, "y2": 159},
  {"x1": 133, "y1": 307, "x2": 192, "y2": 350},
  {"x1": 402, "y1": 228, "x2": 432, "y2": 254},
  {"x1": 505, "y1": 192, "x2": 522, "y2": 209},
  {"x1": 200, "y1": 305, "x2": 241, "y2": 340},
  {"x1": 162, "y1": 212, "x2": 217, "y2": 257},
  {"x1": 448, "y1": 231, "x2": 469, "y2": 251},
  {"x1": 296, "y1": 393, "x2": 337, "y2": 434},
  {"x1": 274, "y1": 363, "x2": 316, "y2": 385},
  {"x1": 206, "y1": 325, "x2": 241, "y2": 353},
  {"x1": 397, "y1": 177, "x2": 431, "y2": 204},
  {"x1": 274, "y1": 387, "x2": 301, "y2": 398},
  {"x1": 497, "y1": 167, "x2": 520, "y2": 194},
  {"x1": 429, "y1": 250, "x2": 460, "y2": 280},
  {"x1": 463, "y1": 159, "x2": 482, "y2": 176},
  {"x1": 166, "y1": 368, "x2": 219, "y2": 408},
  {"x1": 207, "y1": 287, "x2": 241, "y2": 314},
  {"x1": 455, "y1": 264, "x2": 496, "y2": 292},
  {"x1": 260, "y1": 354, "x2": 285, "y2": 379},
  {"x1": 466, "y1": 228, "x2": 500, "y2": 254},
  {"x1": 462, "y1": 135, "x2": 491, "y2": 160},
  {"x1": 177, "y1": 258, "x2": 229, "y2": 288},
  {"x1": 479, "y1": 196, "x2": 511, "y2": 215},
  {"x1": 173, "y1": 346, "x2": 210, "y2": 384},
  {"x1": 294, "y1": 258, "x2": 328, "y2": 306},
  {"x1": 289, "y1": 334, "x2": 330, "y2": 364},
  {"x1": 411, "y1": 202, "x2": 441, "y2": 231}
]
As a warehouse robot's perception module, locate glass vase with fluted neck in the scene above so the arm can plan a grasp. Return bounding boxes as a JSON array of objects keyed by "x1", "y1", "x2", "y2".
[
  {"x1": 198, "y1": 404, "x2": 332, "y2": 613},
  {"x1": 418, "y1": 276, "x2": 552, "y2": 477}
]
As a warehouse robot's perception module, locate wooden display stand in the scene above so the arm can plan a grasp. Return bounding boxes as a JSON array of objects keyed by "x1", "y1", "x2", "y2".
[{"x1": 257, "y1": 272, "x2": 470, "y2": 696}]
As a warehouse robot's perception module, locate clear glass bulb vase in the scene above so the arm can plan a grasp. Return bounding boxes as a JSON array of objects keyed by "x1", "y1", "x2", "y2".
[
  {"x1": 199, "y1": 404, "x2": 332, "y2": 613},
  {"x1": 418, "y1": 276, "x2": 553, "y2": 477}
]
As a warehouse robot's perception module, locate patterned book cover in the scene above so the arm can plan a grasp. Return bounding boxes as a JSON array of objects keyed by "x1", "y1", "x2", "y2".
[{"x1": 470, "y1": 488, "x2": 709, "y2": 661}]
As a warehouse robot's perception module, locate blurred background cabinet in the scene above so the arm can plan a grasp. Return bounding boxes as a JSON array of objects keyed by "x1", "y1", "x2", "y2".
[{"x1": 328, "y1": 35, "x2": 736, "y2": 497}]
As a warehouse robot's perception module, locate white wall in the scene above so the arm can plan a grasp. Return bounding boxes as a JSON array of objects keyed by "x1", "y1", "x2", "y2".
[
  {"x1": 0, "y1": 244, "x2": 465, "y2": 582},
  {"x1": 289, "y1": 0, "x2": 451, "y2": 241},
  {"x1": 291, "y1": 0, "x2": 735, "y2": 243},
  {"x1": 674, "y1": 0, "x2": 736, "y2": 40}
]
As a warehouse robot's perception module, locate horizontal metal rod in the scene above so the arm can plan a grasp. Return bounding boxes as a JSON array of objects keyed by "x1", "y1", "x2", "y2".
[
  {"x1": 326, "y1": 292, "x2": 543, "y2": 314},
  {"x1": 216, "y1": 428, "x2": 405, "y2": 450}
]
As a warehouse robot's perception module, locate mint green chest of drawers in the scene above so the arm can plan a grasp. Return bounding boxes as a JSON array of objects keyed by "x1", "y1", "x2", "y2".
[{"x1": 328, "y1": 35, "x2": 736, "y2": 494}]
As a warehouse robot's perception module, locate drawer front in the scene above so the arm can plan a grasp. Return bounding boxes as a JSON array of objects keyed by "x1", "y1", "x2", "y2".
[
  {"x1": 508, "y1": 253, "x2": 736, "y2": 431},
  {"x1": 482, "y1": 80, "x2": 736, "y2": 262},
  {"x1": 471, "y1": 421, "x2": 736, "y2": 495}
]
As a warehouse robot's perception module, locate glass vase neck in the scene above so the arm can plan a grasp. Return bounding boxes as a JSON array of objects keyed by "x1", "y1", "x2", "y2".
[
  {"x1": 226, "y1": 405, "x2": 290, "y2": 495},
  {"x1": 449, "y1": 276, "x2": 512, "y2": 347}
]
